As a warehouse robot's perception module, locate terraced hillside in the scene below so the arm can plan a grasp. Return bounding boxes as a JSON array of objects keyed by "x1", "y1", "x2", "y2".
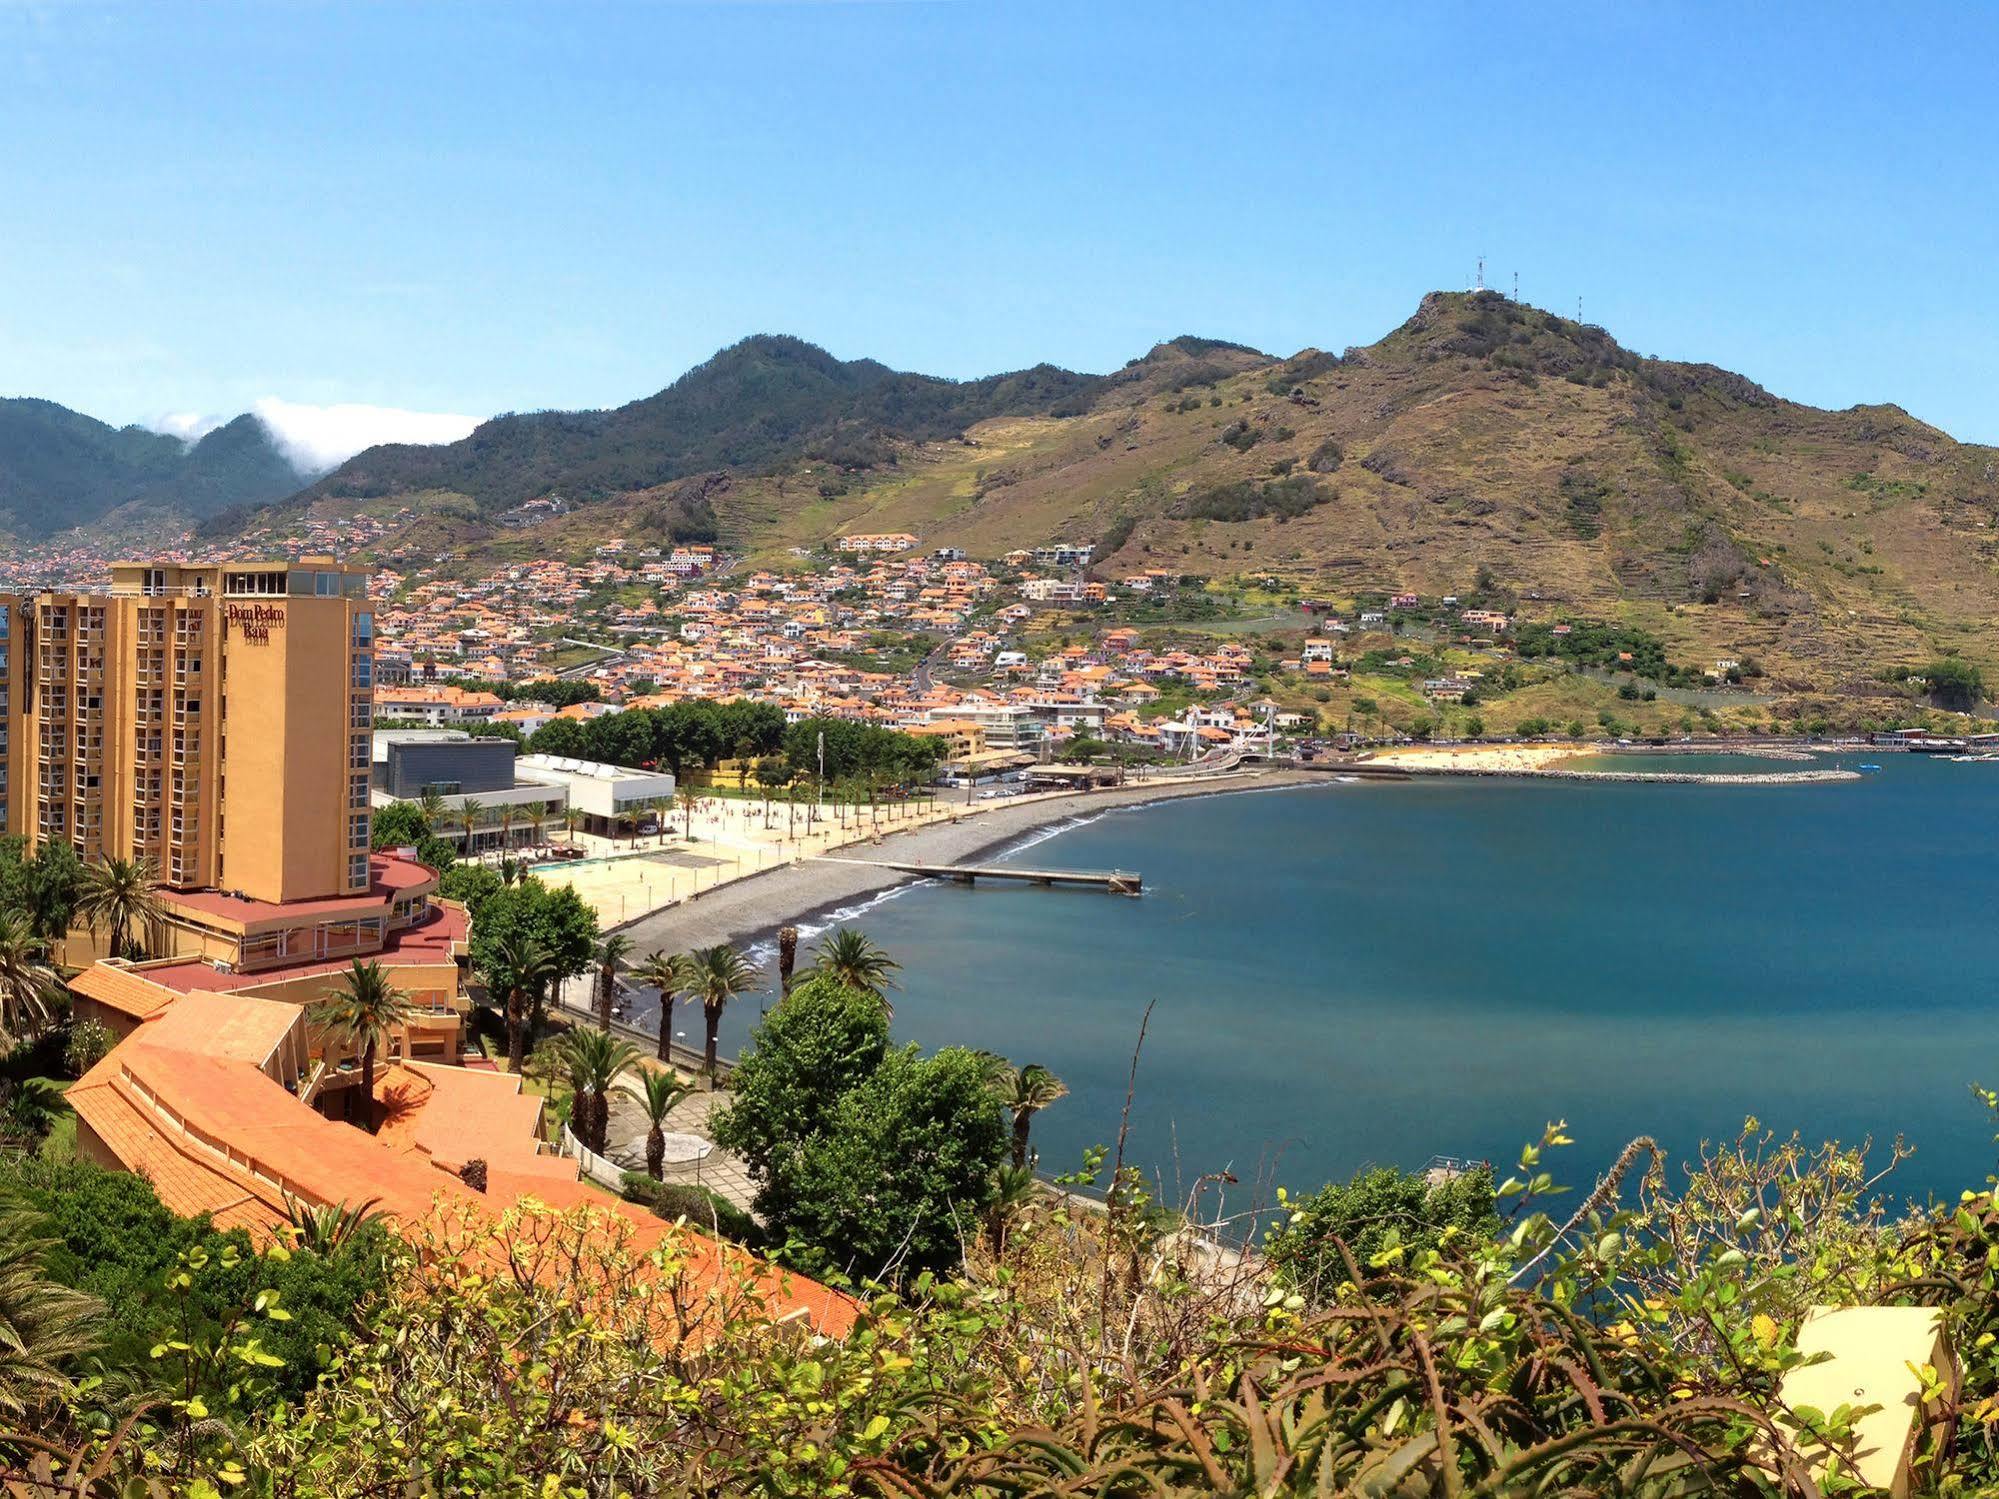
[{"x1": 218, "y1": 293, "x2": 1999, "y2": 690}]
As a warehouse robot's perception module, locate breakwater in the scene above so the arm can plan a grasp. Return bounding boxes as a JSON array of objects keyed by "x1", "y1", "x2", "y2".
[{"x1": 1401, "y1": 765, "x2": 1860, "y2": 786}]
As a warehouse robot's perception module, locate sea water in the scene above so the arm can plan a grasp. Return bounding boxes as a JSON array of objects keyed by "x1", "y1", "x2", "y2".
[{"x1": 722, "y1": 754, "x2": 1999, "y2": 1212}]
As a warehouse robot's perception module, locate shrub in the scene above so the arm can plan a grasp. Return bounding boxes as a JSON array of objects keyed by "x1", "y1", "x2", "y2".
[
  {"x1": 62, "y1": 1020, "x2": 113, "y2": 1078},
  {"x1": 620, "y1": 1175, "x2": 762, "y2": 1247},
  {"x1": 1923, "y1": 656, "x2": 1984, "y2": 711},
  {"x1": 1265, "y1": 1163, "x2": 1499, "y2": 1300},
  {"x1": 1172, "y1": 476, "x2": 1326, "y2": 523}
]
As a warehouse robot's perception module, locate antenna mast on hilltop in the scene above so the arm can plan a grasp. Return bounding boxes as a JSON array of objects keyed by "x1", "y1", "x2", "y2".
[
  {"x1": 1512, "y1": 271, "x2": 1519, "y2": 301},
  {"x1": 1474, "y1": 255, "x2": 1486, "y2": 293},
  {"x1": 1577, "y1": 296, "x2": 1583, "y2": 324}
]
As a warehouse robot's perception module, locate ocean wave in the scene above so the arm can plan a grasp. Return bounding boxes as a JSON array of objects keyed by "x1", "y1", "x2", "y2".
[{"x1": 743, "y1": 879, "x2": 929, "y2": 965}]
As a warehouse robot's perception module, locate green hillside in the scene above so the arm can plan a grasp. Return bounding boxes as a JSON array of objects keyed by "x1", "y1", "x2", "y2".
[
  {"x1": 204, "y1": 295, "x2": 1999, "y2": 690},
  {"x1": 0, "y1": 400, "x2": 304, "y2": 541}
]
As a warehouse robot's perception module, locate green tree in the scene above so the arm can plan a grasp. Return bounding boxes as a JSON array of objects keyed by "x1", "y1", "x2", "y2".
[
  {"x1": 525, "y1": 715, "x2": 590, "y2": 759},
  {"x1": 0, "y1": 1199, "x2": 101, "y2": 1417},
  {"x1": 677, "y1": 944, "x2": 760, "y2": 1082},
  {"x1": 311, "y1": 960, "x2": 414, "y2": 1128},
  {"x1": 1923, "y1": 656, "x2": 1985, "y2": 711},
  {"x1": 809, "y1": 928, "x2": 900, "y2": 1012},
  {"x1": 62, "y1": 1018, "x2": 114, "y2": 1077},
  {"x1": 437, "y1": 862, "x2": 505, "y2": 915},
  {"x1": 631, "y1": 949, "x2": 683, "y2": 1063},
  {"x1": 481, "y1": 934, "x2": 558, "y2": 1075},
  {"x1": 1, "y1": 1154, "x2": 388, "y2": 1404},
  {"x1": 594, "y1": 933, "x2": 633, "y2": 1033},
  {"x1": 416, "y1": 787, "x2": 448, "y2": 828},
  {"x1": 558, "y1": 1027, "x2": 639, "y2": 1156},
  {"x1": 783, "y1": 1045, "x2": 1008, "y2": 1280},
  {"x1": 0, "y1": 839, "x2": 83, "y2": 943},
  {"x1": 466, "y1": 879, "x2": 600, "y2": 1045},
  {"x1": 712, "y1": 975, "x2": 891, "y2": 1228},
  {"x1": 0, "y1": 913, "x2": 58, "y2": 1042},
  {"x1": 638, "y1": 1070, "x2": 695, "y2": 1181},
  {"x1": 995, "y1": 1062, "x2": 1068, "y2": 1170},
  {"x1": 74, "y1": 856, "x2": 162, "y2": 961},
  {"x1": 369, "y1": 801, "x2": 431, "y2": 850}
]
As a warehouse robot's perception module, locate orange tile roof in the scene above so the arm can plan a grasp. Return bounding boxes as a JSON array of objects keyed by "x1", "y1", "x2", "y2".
[
  {"x1": 68, "y1": 963, "x2": 181, "y2": 1022},
  {"x1": 68, "y1": 992, "x2": 856, "y2": 1337}
]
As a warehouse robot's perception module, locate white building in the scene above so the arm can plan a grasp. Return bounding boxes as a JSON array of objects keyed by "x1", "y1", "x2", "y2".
[{"x1": 513, "y1": 755, "x2": 678, "y2": 837}]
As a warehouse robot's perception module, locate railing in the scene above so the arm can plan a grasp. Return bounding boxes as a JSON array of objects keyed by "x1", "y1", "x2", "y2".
[{"x1": 560, "y1": 1124, "x2": 630, "y2": 1191}]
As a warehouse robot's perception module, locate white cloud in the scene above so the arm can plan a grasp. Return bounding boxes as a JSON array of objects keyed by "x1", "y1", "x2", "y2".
[
  {"x1": 153, "y1": 410, "x2": 228, "y2": 443},
  {"x1": 250, "y1": 397, "x2": 479, "y2": 474},
  {"x1": 150, "y1": 398, "x2": 480, "y2": 475}
]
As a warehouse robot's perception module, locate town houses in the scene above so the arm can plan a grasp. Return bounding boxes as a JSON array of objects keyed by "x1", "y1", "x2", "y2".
[{"x1": 0, "y1": 510, "x2": 1564, "y2": 781}]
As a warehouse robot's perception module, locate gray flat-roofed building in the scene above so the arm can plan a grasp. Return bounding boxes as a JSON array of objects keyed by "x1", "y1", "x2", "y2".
[
  {"x1": 371, "y1": 730, "x2": 569, "y2": 854},
  {"x1": 373, "y1": 730, "x2": 517, "y2": 799}
]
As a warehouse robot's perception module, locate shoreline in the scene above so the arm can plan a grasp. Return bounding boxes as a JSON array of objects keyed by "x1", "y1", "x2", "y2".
[
  {"x1": 608, "y1": 768, "x2": 1324, "y2": 961},
  {"x1": 1364, "y1": 742, "x2": 1861, "y2": 785}
]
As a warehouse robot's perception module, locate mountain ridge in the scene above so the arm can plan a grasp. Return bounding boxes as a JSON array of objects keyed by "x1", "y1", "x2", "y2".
[
  {"x1": 0, "y1": 399, "x2": 306, "y2": 542},
  {"x1": 32, "y1": 293, "x2": 1999, "y2": 689}
]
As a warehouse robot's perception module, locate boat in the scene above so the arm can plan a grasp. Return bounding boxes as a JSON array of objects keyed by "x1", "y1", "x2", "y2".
[{"x1": 1858, "y1": 763, "x2": 1882, "y2": 772}]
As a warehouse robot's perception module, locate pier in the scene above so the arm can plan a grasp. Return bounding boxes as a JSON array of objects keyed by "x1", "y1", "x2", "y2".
[{"x1": 815, "y1": 856, "x2": 1143, "y2": 894}]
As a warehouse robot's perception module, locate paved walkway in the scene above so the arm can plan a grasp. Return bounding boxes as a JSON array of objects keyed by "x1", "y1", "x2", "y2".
[{"x1": 601, "y1": 1076, "x2": 757, "y2": 1214}]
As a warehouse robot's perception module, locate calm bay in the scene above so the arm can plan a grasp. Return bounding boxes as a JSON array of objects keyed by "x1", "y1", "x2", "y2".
[{"x1": 712, "y1": 754, "x2": 1999, "y2": 1212}]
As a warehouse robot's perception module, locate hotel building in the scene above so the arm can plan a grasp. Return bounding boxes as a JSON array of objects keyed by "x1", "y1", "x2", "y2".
[
  {"x1": 0, "y1": 558, "x2": 468, "y2": 1060},
  {"x1": 1, "y1": 558, "x2": 377, "y2": 901}
]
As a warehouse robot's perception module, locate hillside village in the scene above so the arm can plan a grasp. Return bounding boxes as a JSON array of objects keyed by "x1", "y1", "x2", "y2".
[{"x1": 7, "y1": 499, "x2": 1961, "y2": 772}]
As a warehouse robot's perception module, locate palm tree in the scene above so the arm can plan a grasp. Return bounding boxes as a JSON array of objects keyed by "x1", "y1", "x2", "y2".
[
  {"x1": 0, "y1": 1202, "x2": 103, "y2": 1417},
  {"x1": 459, "y1": 796, "x2": 486, "y2": 856},
  {"x1": 74, "y1": 856, "x2": 162, "y2": 961},
  {"x1": 776, "y1": 926, "x2": 799, "y2": 996},
  {"x1": 0, "y1": 914, "x2": 58, "y2": 1042},
  {"x1": 481, "y1": 935, "x2": 557, "y2": 1074},
  {"x1": 638, "y1": 1069, "x2": 694, "y2": 1180},
  {"x1": 631, "y1": 949, "x2": 682, "y2": 1062},
  {"x1": 594, "y1": 933, "x2": 633, "y2": 1032},
  {"x1": 676, "y1": 786, "x2": 699, "y2": 843},
  {"x1": 311, "y1": 960, "x2": 414, "y2": 1131},
  {"x1": 561, "y1": 804, "x2": 584, "y2": 847},
  {"x1": 416, "y1": 787, "x2": 447, "y2": 832},
  {"x1": 984, "y1": 1162, "x2": 1038, "y2": 1253},
  {"x1": 810, "y1": 928, "x2": 900, "y2": 1013},
  {"x1": 558, "y1": 1027, "x2": 639, "y2": 1155},
  {"x1": 496, "y1": 801, "x2": 515, "y2": 852},
  {"x1": 997, "y1": 1062, "x2": 1069, "y2": 1169},
  {"x1": 677, "y1": 944, "x2": 759, "y2": 1083}
]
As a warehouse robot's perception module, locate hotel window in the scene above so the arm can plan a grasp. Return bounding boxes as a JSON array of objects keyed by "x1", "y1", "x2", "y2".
[
  {"x1": 349, "y1": 735, "x2": 370, "y2": 770},
  {"x1": 349, "y1": 812, "x2": 370, "y2": 847},
  {"x1": 352, "y1": 612, "x2": 374, "y2": 647},
  {"x1": 351, "y1": 655, "x2": 373, "y2": 689},
  {"x1": 349, "y1": 774, "x2": 369, "y2": 809},
  {"x1": 348, "y1": 853, "x2": 370, "y2": 889},
  {"x1": 349, "y1": 699, "x2": 372, "y2": 729}
]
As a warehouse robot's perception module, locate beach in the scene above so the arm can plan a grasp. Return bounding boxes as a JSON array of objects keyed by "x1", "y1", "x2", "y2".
[
  {"x1": 1366, "y1": 742, "x2": 1585, "y2": 773},
  {"x1": 605, "y1": 768, "x2": 1320, "y2": 958}
]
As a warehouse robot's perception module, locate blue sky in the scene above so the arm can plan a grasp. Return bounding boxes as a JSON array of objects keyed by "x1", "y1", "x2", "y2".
[{"x1": 3, "y1": 0, "x2": 1995, "y2": 451}]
